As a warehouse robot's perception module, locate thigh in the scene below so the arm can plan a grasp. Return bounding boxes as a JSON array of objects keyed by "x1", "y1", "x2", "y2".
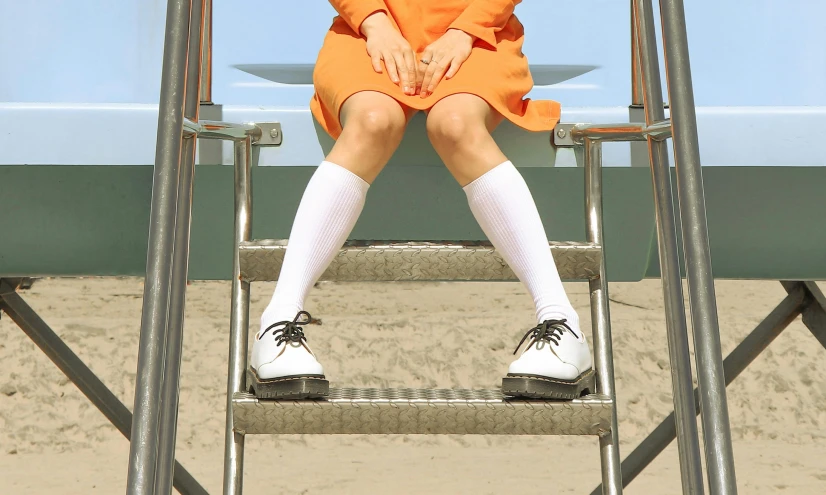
[
  {"x1": 340, "y1": 91, "x2": 417, "y2": 129},
  {"x1": 427, "y1": 93, "x2": 504, "y2": 132},
  {"x1": 327, "y1": 91, "x2": 417, "y2": 184}
]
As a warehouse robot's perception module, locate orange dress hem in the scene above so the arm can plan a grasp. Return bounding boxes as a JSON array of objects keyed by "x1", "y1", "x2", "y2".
[{"x1": 311, "y1": 1, "x2": 561, "y2": 140}]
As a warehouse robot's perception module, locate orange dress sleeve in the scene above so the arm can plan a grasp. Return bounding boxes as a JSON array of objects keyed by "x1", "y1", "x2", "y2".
[
  {"x1": 448, "y1": 0, "x2": 522, "y2": 49},
  {"x1": 328, "y1": 0, "x2": 387, "y2": 35}
]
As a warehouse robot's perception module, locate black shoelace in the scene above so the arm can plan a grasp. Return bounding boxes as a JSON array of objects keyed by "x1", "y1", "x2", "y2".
[
  {"x1": 260, "y1": 310, "x2": 313, "y2": 346},
  {"x1": 512, "y1": 319, "x2": 580, "y2": 355}
]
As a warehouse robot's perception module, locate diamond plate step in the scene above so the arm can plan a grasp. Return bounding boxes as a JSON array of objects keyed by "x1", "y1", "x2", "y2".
[
  {"x1": 232, "y1": 389, "x2": 613, "y2": 435},
  {"x1": 239, "y1": 240, "x2": 601, "y2": 282}
]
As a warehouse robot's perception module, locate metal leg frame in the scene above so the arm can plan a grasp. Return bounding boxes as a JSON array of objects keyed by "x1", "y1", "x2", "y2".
[
  {"x1": 127, "y1": 0, "x2": 202, "y2": 493},
  {"x1": 659, "y1": 1, "x2": 738, "y2": 492},
  {"x1": 593, "y1": 281, "x2": 826, "y2": 492},
  {"x1": 635, "y1": 2, "x2": 705, "y2": 492},
  {"x1": 0, "y1": 279, "x2": 208, "y2": 495},
  {"x1": 154, "y1": 0, "x2": 206, "y2": 491},
  {"x1": 222, "y1": 137, "x2": 254, "y2": 495},
  {"x1": 584, "y1": 140, "x2": 623, "y2": 494}
]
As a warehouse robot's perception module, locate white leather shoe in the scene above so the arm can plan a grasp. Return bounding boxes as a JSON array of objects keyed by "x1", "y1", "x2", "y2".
[
  {"x1": 502, "y1": 319, "x2": 595, "y2": 399},
  {"x1": 248, "y1": 311, "x2": 329, "y2": 399}
]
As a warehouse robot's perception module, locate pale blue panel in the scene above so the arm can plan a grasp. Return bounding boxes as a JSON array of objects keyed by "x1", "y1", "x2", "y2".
[
  {"x1": 2, "y1": 103, "x2": 824, "y2": 167},
  {"x1": 2, "y1": 1, "x2": 826, "y2": 106},
  {"x1": 0, "y1": 103, "x2": 159, "y2": 165}
]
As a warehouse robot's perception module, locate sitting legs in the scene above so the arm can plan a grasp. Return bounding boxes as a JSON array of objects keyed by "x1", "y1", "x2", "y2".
[
  {"x1": 427, "y1": 94, "x2": 594, "y2": 398},
  {"x1": 249, "y1": 92, "x2": 411, "y2": 398}
]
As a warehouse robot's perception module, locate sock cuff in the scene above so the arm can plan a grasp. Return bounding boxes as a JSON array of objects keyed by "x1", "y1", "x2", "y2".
[
  {"x1": 462, "y1": 160, "x2": 518, "y2": 198},
  {"x1": 319, "y1": 160, "x2": 370, "y2": 194}
]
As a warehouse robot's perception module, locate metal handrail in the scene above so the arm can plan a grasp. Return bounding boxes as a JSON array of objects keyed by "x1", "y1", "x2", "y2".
[
  {"x1": 126, "y1": 0, "x2": 196, "y2": 493},
  {"x1": 183, "y1": 118, "x2": 263, "y2": 142},
  {"x1": 554, "y1": 120, "x2": 672, "y2": 147}
]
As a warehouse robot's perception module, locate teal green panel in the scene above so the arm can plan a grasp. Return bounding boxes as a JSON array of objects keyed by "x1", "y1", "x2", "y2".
[
  {"x1": 0, "y1": 165, "x2": 154, "y2": 276},
  {"x1": 248, "y1": 167, "x2": 656, "y2": 282},
  {"x1": 1, "y1": 165, "x2": 655, "y2": 281},
  {"x1": 643, "y1": 167, "x2": 826, "y2": 280}
]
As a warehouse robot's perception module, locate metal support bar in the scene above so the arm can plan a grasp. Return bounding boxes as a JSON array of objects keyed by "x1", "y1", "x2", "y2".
[
  {"x1": 783, "y1": 281, "x2": 826, "y2": 348},
  {"x1": 555, "y1": 121, "x2": 672, "y2": 146},
  {"x1": 154, "y1": 135, "x2": 196, "y2": 495},
  {"x1": 222, "y1": 137, "x2": 254, "y2": 495},
  {"x1": 659, "y1": 1, "x2": 738, "y2": 492},
  {"x1": 584, "y1": 139, "x2": 623, "y2": 494},
  {"x1": 127, "y1": 0, "x2": 193, "y2": 493},
  {"x1": 634, "y1": 1, "x2": 705, "y2": 493},
  {"x1": 199, "y1": 120, "x2": 263, "y2": 142},
  {"x1": 154, "y1": 0, "x2": 205, "y2": 492},
  {"x1": 628, "y1": 0, "x2": 650, "y2": 168},
  {"x1": 0, "y1": 280, "x2": 208, "y2": 495},
  {"x1": 593, "y1": 283, "x2": 809, "y2": 493},
  {"x1": 199, "y1": 0, "x2": 212, "y2": 104},
  {"x1": 184, "y1": 118, "x2": 281, "y2": 144},
  {"x1": 630, "y1": 0, "x2": 643, "y2": 107}
]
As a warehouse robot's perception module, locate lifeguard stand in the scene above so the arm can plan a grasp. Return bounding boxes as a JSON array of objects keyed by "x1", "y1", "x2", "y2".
[
  {"x1": 119, "y1": 1, "x2": 738, "y2": 494},
  {"x1": 1, "y1": 1, "x2": 825, "y2": 494}
]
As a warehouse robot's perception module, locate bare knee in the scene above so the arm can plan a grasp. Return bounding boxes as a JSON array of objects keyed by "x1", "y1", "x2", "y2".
[
  {"x1": 426, "y1": 108, "x2": 488, "y2": 152},
  {"x1": 344, "y1": 106, "x2": 407, "y2": 143},
  {"x1": 329, "y1": 93, "x2": 410, "y2": 183},
  {"x1": 425, "y1": 96, "x2": 507, "y2": 185}
]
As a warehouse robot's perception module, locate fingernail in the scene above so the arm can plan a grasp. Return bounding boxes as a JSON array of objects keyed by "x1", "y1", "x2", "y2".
[{"x1": 404, "y1": 86, "x2": 409, "y2": 92}]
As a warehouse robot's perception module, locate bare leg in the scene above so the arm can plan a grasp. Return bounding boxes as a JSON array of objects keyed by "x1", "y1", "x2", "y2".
[
  {"x1": 328, "y1": 91, "x2": 416, "y2": 183},
  {"x1": 427, "y1": 94, "x2": 593, "y2": 398},
  {"x1": 250, "y1": 92, "x2": 414, "y2": 395},
  {"x1": 262, "y1": 91, "x2": 412, "y2": 324}
]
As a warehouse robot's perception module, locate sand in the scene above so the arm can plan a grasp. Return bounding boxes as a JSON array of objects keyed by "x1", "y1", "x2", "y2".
[{"x1": 1, "y1": 278, "x2": 824, "y2": 494}]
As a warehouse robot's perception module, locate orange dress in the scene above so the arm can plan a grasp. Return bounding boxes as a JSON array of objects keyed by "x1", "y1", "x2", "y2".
[{"x1": 311, "y1": 0, "x2": 561, "y2": 139}]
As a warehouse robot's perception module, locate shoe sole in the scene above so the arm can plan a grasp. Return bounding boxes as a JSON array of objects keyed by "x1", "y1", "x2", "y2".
[
  {"x1": 501, "y1": 369, "x2": 596, "y2": 400},
  {"x1": 247, "y1": 367, "x2": 329, "y2": 400}
]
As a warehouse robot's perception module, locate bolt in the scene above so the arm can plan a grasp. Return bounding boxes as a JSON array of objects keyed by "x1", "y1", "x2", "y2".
[
  {"x1": 269, "y1": 128, "x2": 280, "y2": 139},
  {"x1": 557, "y1": 128, "x2": 567, "y2": 139}
]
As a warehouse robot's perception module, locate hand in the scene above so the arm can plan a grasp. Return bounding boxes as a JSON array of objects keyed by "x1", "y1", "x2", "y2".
[
  {"x1": 417, "y1": 29, "x2": 474, "y2": 98},
  {"x1": 361, "y1": 12, "x2": 418, "y2": 96}
]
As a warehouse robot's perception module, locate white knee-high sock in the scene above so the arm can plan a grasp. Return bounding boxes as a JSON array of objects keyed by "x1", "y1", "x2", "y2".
[
  {"x1": 463, "y1": 161, "x2": 580, "y2": 330},
  {"x1": 260, "y1": 161, "x2": 369, "y2": 332}
]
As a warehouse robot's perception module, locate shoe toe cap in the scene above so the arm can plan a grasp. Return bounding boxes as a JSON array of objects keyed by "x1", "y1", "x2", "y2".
[
  {"x1": 508, "y1": 348, "x2": 583, "y2": 380},
  {"x1": 253, "y1": 343, "x2": 324, "y2": 379}
]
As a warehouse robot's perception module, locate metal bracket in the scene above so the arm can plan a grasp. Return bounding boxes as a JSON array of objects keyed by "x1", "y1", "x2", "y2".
[
  {"x1": 552, "y1": 124, "x2": 577, "y2": 148},
  {"x1": 553, "y1": 121, "x2": 672, "y2": 149},
  {"x1": 0, "y1": 277, "x2": 35, "y2": 294},
  {"x1": 254, "y1": 122, "x2": 282, "y2": 146}
]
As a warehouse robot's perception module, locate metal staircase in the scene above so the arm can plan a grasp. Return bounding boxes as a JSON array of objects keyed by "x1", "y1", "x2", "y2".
[
  {"x1": 125, "y1": 1, "x2": 738, "y2": 494},
  {"x1": 222, "y1": 122, "x2": 624, "y2": 491}
]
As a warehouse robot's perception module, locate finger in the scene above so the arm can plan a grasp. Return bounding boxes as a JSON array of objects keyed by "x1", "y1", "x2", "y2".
[
  {"x1": 402, "y1": 50, "x2": 417, "y2": 95},
  {"x1": 371, "y1": 52, "x2": 383, "y2": 73},
  {"x1": 445, "y1": 58, "x2": 462, "y2": 79},
  {"x1": 419, "y1": 54, "x2": 439, "y2": 97},
  {"x1": 445, "y1": 51, "x2": 468, "y2": 79},
  {"x1": 424, "y1": 58, "x2": 450, "y2": 97},
  {"x1": 415, "y1": 63, "x2": 425, "y2": 95},
  {"x1": 421, "y1": 55, "x2": 445, "y2": 97},
  {"x1": 391, "y1": 50, "x2": 411, "y2": 93},
  {"x1": 416, "y1": 49, "x2": 433, "y2": 93},
  {"x1": 383, "y1": 51, "x2": 400, "y2": 85}
]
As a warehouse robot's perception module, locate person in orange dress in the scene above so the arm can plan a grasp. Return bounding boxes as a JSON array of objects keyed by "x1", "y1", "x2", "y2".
[{"x1": 249, "y1": 0, "x2": 594, "y2": 400}]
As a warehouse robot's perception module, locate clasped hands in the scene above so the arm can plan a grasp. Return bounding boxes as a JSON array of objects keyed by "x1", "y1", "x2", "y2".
[{"x1": 361, "y1": 12, "x2": 474, "y2": 98}]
